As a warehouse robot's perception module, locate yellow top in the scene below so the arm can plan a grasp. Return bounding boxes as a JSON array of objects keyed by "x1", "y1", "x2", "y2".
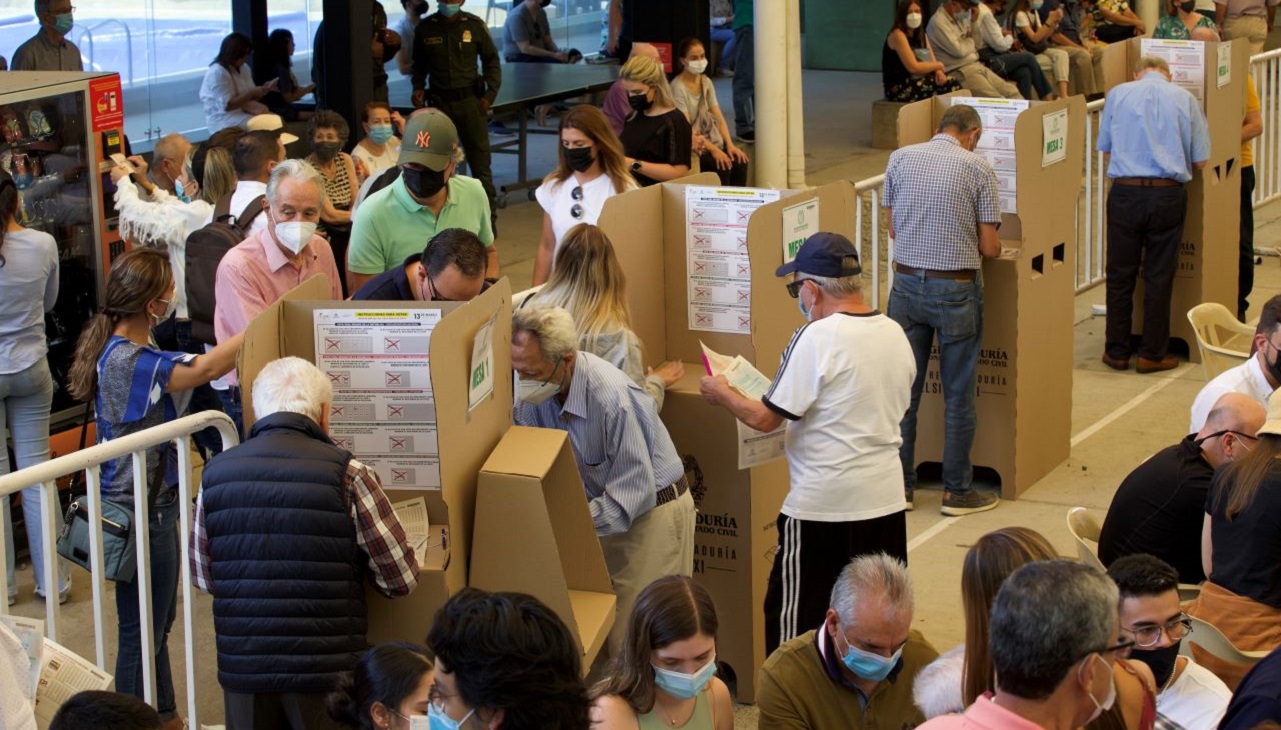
[{"x1": 1243, "y1": 75, "x2": 1260, "y2": 168}]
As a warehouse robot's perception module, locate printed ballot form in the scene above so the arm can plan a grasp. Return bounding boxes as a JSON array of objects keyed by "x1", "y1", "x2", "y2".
[
  {"x1": 392, "y1": 496, "x2": 431, "y2": 559},
  {"x1": 685, "y1": 186, "x2": 781, "y2": 334},
  {"x1": 950, "y1": 96, "x2": 1030, "y2": 214},
  {"x1": 700, "y1": 342, "x2": 787, "y2": 468},
  {"x1": 315, "y1": 308, "x2": 444, "y2": 490},
  {"x1": 34, "y1": 640, "x2": 112, "y2": 729}
]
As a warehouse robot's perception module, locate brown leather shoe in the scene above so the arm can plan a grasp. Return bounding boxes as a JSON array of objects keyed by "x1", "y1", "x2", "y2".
[
  {"x1": 1101, "y1": 353, "x2": 1130, "y2": 371},
  {"x1": 1136, "y1": 355, "x2": 1179, "y2": 374}
]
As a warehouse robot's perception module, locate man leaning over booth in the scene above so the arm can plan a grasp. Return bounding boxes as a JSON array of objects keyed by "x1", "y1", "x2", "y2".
[
  {"x1": 351, "y1": 227, "x2": 489, "y2": 302},
  {"x1": 510, "y1": 305, "x2": 696, "y2": 655},
  {"x1": 699, "y1": 232, "x2": 915, "y2": 655}
]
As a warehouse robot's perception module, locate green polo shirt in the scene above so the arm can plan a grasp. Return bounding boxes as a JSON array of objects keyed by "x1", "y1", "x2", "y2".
[{"x1": 347, "y1": 174, "x2": 494, "y2": 276}]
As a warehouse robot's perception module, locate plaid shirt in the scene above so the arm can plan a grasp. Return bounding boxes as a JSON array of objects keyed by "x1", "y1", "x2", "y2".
[
  {"x1": 883, "y1": 133, "x2": 1001, "y2": 272},
  {"x1": 190, "y1": 457, "x2": 419, "y2": 598}
]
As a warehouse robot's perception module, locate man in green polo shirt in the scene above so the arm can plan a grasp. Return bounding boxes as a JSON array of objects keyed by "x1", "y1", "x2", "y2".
[{"x1": 347, "y1": 109, "x2": 497, "y2": 293}]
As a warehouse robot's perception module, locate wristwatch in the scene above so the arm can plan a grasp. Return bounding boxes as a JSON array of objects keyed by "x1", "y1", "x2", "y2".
[{"x1": 631, "y1": 160, "x2": 642, "y2": 173}]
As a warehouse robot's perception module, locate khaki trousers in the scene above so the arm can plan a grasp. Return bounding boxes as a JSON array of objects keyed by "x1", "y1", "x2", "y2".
[
  {"x1": 1224, "y1": 15, "x2": 1268, "y2": 56},
  {"x1": 1061, "y1": 44, "x2": 1105, "y2": 96},
  {"x1": 948, "y1": 62, "x2": 1022, "y2": 99}
]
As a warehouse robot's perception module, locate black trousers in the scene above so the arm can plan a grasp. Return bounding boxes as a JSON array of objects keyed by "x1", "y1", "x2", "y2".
[
  {"x1": 224, "y1": 690, "x2": 338, "y2": 730},
  {"x1": 1240, "y1": 165, "x2": 1256, "y2": 320},
  {"x1": 762, "y1": 510, "x2": 907, "y2": 655},
  {"x1": 698, "y1": 149, "x2": 749, "y2": 187},
  {"x1": 1104, "y1": 183, "x2": 1187, "y2": 361}
]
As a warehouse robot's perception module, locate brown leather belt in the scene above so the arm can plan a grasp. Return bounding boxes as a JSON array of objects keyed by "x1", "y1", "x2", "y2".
[
  {"x1": 894, "y1": 262, "x2": 978, "y2": 281},
  {"x1": 1113, "y1": 177, "x2": 1182, "y2": 187},
  {"x1": 655, "y1": 475, "x2": 690, "y2": 507}
]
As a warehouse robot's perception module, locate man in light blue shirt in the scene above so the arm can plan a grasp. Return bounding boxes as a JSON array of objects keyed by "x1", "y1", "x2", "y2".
[
  {"x1": 1097, "y1": 56, "x2": 1210, "y2": 375},
  {"x1": 511, "y1": 305, "x2": 695, "y2": 654}
]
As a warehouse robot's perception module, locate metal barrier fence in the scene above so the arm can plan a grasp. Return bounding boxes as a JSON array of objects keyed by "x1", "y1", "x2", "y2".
[
  {"x1": 0, "y1": 411, "x2": 239, "y2": 729},
  {"x1": 1253, "y1": 49, "x2": 1281, "y2": 207}
]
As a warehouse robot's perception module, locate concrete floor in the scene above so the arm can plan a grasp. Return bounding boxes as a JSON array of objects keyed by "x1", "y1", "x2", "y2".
[{"x1": 7, "y1": 66, "x2": 1281, "y2": 728}]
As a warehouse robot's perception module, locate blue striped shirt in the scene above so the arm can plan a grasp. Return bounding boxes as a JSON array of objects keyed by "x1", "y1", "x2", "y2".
[
  {"x1": 514, "y1": 351, "x2": 684, "y2": 536},
  {"x1": 1097, "y1": 71, "x2": 1211, "y2": 183}
]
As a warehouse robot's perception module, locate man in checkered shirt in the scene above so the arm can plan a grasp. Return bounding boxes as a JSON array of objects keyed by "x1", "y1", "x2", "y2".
[{"x1": 882, "y1": 103, "x2": 1002, "y2": 517}]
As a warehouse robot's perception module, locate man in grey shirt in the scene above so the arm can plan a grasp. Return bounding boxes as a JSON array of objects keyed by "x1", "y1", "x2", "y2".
[
  {"x1": 12, "y1": 0, "x2": 83, "y2": 72},
  {"x1": 503, "y1": 0, "x2": 576, "y2": 63}
]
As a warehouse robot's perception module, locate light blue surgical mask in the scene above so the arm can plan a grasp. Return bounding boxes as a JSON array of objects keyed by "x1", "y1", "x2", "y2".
[
  {"x1": 53, "y1": 11, "x2": 73, "y2": 33},
  {"x1": 439, "y1": 2, "x2": 462, "y2": 17},
  {"x1": 836, "y1": 629, "x2": 903, "y2": 682},
  {"x1": 173, "y1": 178, "x2": 189, "y2": 203},
  {"x1": 653, "y1": 656, "x2": 717, "y2": 700},
  {"x1": 428, "y1": 703, "x2": 473, "y2": 730},
  {"x1": 797, "y1": 283, "x2": 813, "y2": 322},
  {"x1": 370, "y1": 123, "x2": 395, "y2": 144}
]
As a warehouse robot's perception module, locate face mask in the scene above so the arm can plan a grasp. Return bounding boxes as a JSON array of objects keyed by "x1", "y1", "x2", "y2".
[
  {"x1": 313, "y1": 141, "x2": 341, "y2": 162},
  {"x1": 1178, "y1": 0, "x2": 1196, "y2": 10},
  {"x1": 403, "y1": 165, "x2": 448, "y2": 199},
  {"x1": 439, "y1": 2, "x2": 462, "y2": 17},
  {"x1": 518, "y1": 360, "x2": 563, "y2": 405},
  {"x1": 563, "y1": 145, "x2": 595, "y2": 173},
  {"x1": 150, "y1": 297, "x2": 176, "y2": 326},
  {"x1": 1031, "y1": 0, "x2": 1044, "y2": 8},
  {"x1": 1083, "y1": 654, "x2": 1117, "y2": 723},
  {"x1": 652, "y1": 657, "x2": 717, "y2": 700},
  {"x1": 273, "y1": 220, "x2": 317, "y2": 255},
  {"x1": 836, "y1": 630, "x2": 903, "y2": 683},
  {"x1": 906, "y1": 12, "x2": 923, "y2": 27},
  {"x1": 369, "y1": 123, "x2": 395, "y2": 145},
  {"x1": 428, "y1": 703, "x2": 473, "y2": 730},
  {"x1": 796, "y1": 282, "x2": 814, "y2": 322},
  {"x1": 413, "y1": 1, "x2": 430, "y2": 17},
  {"x1": 53, "y1": 12, "x2": 73, "y2": 33},
  {"x1": 628, "y1": 92, "x2": 653, "y2": 113},
  {"x1": 1129, "y1": 643, "x2": 1180, "y2": 690},
  {"x1": 1263, "y1": 339, "x2": 1281, "y2": 385},
  {"x1": 686, "y1": 59, "x2": 709, "y2": 74},
  {"x1": 954, "y1": 10, "x2": 970, "y2": 23},
  {"x1": 541, "y1": 0, "x2": 553, "y2": 6},
  {"x1": 173, "y1": 177, "x2": 190, "y2": 203}
]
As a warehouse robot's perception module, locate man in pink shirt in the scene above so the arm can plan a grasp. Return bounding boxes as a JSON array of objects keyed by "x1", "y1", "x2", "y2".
[
  {"x1": 213, "y1": 159, "x2": 342, "y2": 432},
  {"x1": 918, "y1": 561, "x2": 1131, "y2": 730}
]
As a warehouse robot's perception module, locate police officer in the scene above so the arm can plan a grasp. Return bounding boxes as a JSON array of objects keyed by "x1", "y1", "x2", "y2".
[{"x1": 411, "y1": 0, "x2": 502, "y2": 220}]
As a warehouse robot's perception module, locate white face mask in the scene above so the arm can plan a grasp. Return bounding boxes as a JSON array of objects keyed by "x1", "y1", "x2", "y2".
[
  {"x1": 150, "y1": 297, "x2": 176, "y2": 326},
  {"x1": 686, "y1": 59, "x2": 709, "y2": 75},
  {"x1": 518, "y1": 360, "x2": 564, "y2": 405},
  {"x1": 906, "y1": 12, "x2": 923, "y2": 28},
  {"x1": 1083, "y1": 654, "x2": 1117, "y2": 723},
  {"x1": 273, "y1": 220, "x2": 316, "y2": 255}
]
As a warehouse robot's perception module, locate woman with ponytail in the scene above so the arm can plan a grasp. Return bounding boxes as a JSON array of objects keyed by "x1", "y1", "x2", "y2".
[
  {"x1": 328, "y1": 643, "x2": 435, "y2": 729},
  {"x1": 66, "y1": 248, "x2": 244, "y2": 729},
  {"x1": 0, "y1": 168, "x2": 70, "y2": 606}
]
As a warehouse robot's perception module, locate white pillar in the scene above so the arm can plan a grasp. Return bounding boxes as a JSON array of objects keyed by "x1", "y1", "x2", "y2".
[
  {"x1": 785, "y1": 0, "x2": 807, "y2": 189},
  {"x1": 754, "y1": 0, "x2": 788, "y2": 189}
]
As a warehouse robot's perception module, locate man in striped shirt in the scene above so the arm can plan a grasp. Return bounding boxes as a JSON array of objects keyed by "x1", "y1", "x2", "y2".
[{"x1": 512, "y1": 305, "x2": 695, "y2": 655}]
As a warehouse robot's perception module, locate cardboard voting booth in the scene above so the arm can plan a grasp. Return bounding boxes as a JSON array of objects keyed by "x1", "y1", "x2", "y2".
[
  {"x1": 470, "y1": 426, "x2": 617, "y2": 669},
  {"x1": 1101, "y1": 38, "x2": 1248, "y2": 361},
  {"x1": 597, "y1": 176, "x2": 861, "y2": 702},
  {"x1": 896, "y1": 92, "x2": 1086, "y2": 498},
  {"x1": 238, "y1": 276, "x2": 517, "y2": 645}
]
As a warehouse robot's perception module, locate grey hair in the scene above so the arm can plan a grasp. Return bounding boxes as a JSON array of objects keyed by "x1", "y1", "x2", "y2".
[
  {"x1": 512, "y1": 305, "x2": 579, "y2": 363},
  {"x1": 1136, "y1": 56, "x2": 1171, "y2": 74},
  {"x1": 251, "y1": 356, "x2": 333, "y2": 424},
  {"x1": 938, "y1": 104, "x2": 982, "y2": 134},
  {"x1": 808, "y1": 274, "x2": 863, "y2": 298},
  {"x1": 830, "y1": 553, "x2": 914, "y2": 626},
  {"x1": 990, "y1": 560, "x2": 1119, "y2": 701},
  {"x1": 266, "y1": 158, "x2": 326, "y2": 206}
]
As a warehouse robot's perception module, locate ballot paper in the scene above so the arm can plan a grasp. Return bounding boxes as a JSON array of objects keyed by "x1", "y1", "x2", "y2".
[
  {"x1": 700, "y1": 342, "x2": 787, "y2": 468},
  {"x1": 950, "y1": 97, "x2": 1029, "y2": 214},
  {"x1": 33, "y1": 638, "x2": 112, "y2": 729},
  {"x1": 685, "y1": 186, "x2": 781, "y2": 334},
  {"x1": 1141, "y1": 38, "x2": 1207, "y2": 101},
  {"x1": 0, "y1": 614, "x2": 43, "y2": 698},
  {"x1": 392, "y1": 496, "x2": 431, "y2": 560}
]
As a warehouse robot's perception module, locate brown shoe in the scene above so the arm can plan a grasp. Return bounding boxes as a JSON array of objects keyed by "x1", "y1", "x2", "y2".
[
  {"x1": 1136, "y1": 355, "x2": 1179, "y2": 374},
  {"x1": 1101, "y1": 353, "x2": 1130, "y2": 371}
]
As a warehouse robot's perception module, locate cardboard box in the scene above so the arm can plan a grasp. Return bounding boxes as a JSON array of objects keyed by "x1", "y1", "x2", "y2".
[
  {"x1": 1102, "y1": 38, "x2": 1247, "y2": 361},
  {"x1": 238, "y1": 276, "x2": 515, "y2": 645},
  {"x1": 896, "y1": 94, "x2": 1086, "y2": 497},
  {"x1": 469, "y1": 426, "x2": 616, "y2": 669}
]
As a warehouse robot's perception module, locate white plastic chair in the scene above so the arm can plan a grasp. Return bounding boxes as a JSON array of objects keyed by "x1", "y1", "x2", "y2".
[
  {"x1": 1187, "y1": 303, "x2": 1255, "y2": 380},
  {"x1": 1179, "y1": 615, "x2": 1271, "y2": 664},
  {"x1": 1066, "y1": 507, "x2": 1105, "y2": 572}
]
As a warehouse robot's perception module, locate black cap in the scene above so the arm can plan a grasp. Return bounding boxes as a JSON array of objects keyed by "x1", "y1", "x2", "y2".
[{"x1": 775, "y1": 232, "x2": 862, "y2": 278}]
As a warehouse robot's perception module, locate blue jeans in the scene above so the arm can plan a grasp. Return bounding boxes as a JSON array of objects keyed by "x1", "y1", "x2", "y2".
[
  {"x1": 887, "y1": 272, "x2": 984, "y2": 495},
  {"x1": 1, "y1": 359, "x2": 71, "y2": 600},
  {"x1": 711, "y1": 25, "x2": 736, "y2": 69},
  {"x1": 731, "y1": 25, "x2": 754, "y2": 135},
  {"x1": 216, "y1": 387, "x2": 244, "y2": 444},
  {"x1": 114, "y1": 491, "x2": 179, "y2": 717}
]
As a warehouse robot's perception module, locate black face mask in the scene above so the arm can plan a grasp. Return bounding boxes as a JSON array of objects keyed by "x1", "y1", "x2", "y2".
[
  {"x1": 402, "y1": 165, "x2": 448, "y2": 199},
  {"x1": 313, "y1": 141, "x2": 341, "y2": 162},
  {"x1": 628, "y1": 92, "x2": 653, "y2": 113},
  {"x1": 412, "y1": 0, "x2": 430, "y2": 16},
  {"x1": 540, "y1": 0, "x2": 552, "y2": 6},
  {"x1": 1129, "y1": 643, "x2": 1180, "y2": 689},
  {"x1": 1178, "y1": 0, "x2": 1196, "y2": 10},
  {"x1": 563, "y1": 146, "x2": 594, "y2": 173},
  {"x1": 1263, "y1": 339, "x2": 1281, "y2": 385}
]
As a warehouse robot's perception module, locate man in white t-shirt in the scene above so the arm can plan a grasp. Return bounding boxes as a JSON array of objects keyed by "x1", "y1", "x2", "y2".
[
  {"x1": 1107, "y1": 555, "x2": 1231, "y2": 730},
  {"x1": 1189, "y1": 294, "x2": 1281, "y2": 433},
  {"x1": 700, "y1": 232, "x2": 916, "y2": 654}
]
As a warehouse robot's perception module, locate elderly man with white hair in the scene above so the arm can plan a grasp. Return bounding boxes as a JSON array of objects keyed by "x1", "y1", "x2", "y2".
[
  {"x1": 510, "y1": 304, "x2": 695, "y2": 654},
  {"x1": 191, "y1": 356, "x2": 418, "y2": 730}
]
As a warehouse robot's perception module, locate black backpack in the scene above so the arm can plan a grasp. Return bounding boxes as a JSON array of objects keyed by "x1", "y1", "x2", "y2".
[{"x1": 185, "y1": 194, "x2": 266, "y2": 347}]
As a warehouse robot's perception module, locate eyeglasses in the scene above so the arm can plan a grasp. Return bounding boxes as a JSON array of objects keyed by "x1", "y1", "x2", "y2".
[
  {"x1": 570, "y1": 185, "x2": 584, "y2": 219},
  {"x1": 1084, "y1": 637, "x2": 1136, "y2": 661},
  {"x1": 1195, "y1": 429, "x2": 1258, "y2": 446},
  {"x1": 428, "y1": 683, "x2": 457, "y2": 705},
  {"x1": 785, "y1": 278, "x2": 814, "y2": 298},
  {"x1": 1121, "y1": 614, "x2": 1193, "y2": 649}
]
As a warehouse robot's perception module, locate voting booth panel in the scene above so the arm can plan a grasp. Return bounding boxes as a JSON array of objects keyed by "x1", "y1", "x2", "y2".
[
  {"x1": 896, "y1": 94, "x2": 1085, "y2": 498},
  {"x1": 238, "y1": 277, "x2": 516, "y2": 645},
  {"x1": 1102, "y1": 38, "x2": 1247, "y2": 362}
]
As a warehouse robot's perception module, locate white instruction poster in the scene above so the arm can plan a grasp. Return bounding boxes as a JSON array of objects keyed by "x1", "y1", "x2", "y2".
[
  {"x1": 468, "y1": 313, "x2": 497, "y2": 413},
  {"x1": 685, "y1": 186, "x2": 781, "y2": 334},
  {"x1": 781, "y1": 197, "x2": 819, "y2": 264},
  {"x1": 1141, "y1": 38, "x2": 1206, "y2": 101},
  {"x1": 315, "y1": 308, "x2": 443, "y2": 490},
  {"x1": 1042, "y1": 108, "x2": 1068, "y2": 168},
  {"x1": 951, "y1": 96, "x2": 1029, "y2": 214}
]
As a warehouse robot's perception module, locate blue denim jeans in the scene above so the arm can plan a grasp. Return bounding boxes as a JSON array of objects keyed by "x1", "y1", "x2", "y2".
[
  {"x1": 1, "y1": 359, "x2": 71, "y2": 600},
  {"x1": 216, "y1": 386, "x2": 244, "y2": 444},
  {"x1": 731, "y1": 25, "x2": 754, "y2": 135},
  {"x1": 887, "y1": 272, "x2": 984, "y2": 495},
  {"x1": 114, "y1": 491, "x2": 179, "y2": 717}
]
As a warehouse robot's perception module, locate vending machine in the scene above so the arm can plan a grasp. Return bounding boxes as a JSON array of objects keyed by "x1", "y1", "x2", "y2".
[{"x1": 0, "y1": 71, "x2": 128, "y2": 456}]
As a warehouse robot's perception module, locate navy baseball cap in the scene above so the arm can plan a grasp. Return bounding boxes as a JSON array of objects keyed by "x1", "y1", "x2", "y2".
[{"x1": 775, "y1": 232, "x2": 863, "y2": 278}]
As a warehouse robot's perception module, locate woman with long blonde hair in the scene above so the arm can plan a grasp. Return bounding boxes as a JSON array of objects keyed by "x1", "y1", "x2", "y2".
[
  {"x1": 618, "y1": 54, "x2": 692, "y2": 187},
  {"x1": 531, "y1": 223, "x2": 681, "y2": 408}
]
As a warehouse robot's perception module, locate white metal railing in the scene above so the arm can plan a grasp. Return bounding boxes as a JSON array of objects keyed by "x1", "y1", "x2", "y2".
[
  {"x1": 1080, "y1": 97, "x2": 1108, "y2": 293},
  {"x1": 1253, "y1": 49, "x2": 1281, "y2": 207},
  {"x1": 0, "y1": 411, "x2": 238, "y2": 729}
]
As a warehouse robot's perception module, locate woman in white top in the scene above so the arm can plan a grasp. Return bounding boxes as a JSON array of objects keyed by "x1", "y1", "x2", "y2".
[
  {"x1": 672, "y1": 37, "x2": 748, "y2": 187},
  {"x1": 530, "y1": 223, "x2": 682, "y2": 410},
  {"x1": 199, "y1": 32, "x2": 278, "y2": 134},
  {"x1": 351, "y1": 100, "x2": 406, "y2": 183},
  {"x1": 532, "y1": 104, "x2": 637, "y2": 286},
  {"x1": 1007, "y1": 0, "x2": 1070, "y2": 100}
]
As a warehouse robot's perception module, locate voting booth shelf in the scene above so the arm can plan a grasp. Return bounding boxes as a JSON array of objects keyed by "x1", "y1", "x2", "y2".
[
  {"x1": 469, "y1": 426, "x2": 617, "y2": 670},
  {"x1": 237, "y1": 276, "x2": 517, "y2": 645},
  {"x1": 896, "y1": 92, "x2": 1086, "y2": 498},
  {"x1": 1102, "y1": 38, "x2": 1248, "y2": 362},
  {"x1": 598, "y1": 176, "x2": 860, "y2": 702}
]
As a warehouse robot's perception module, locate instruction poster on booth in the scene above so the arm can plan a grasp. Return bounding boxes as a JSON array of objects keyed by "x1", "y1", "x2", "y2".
[
  {"x1": 685, "y1": 186, "x2": 781, "y2": 334},
  {"x1": 314, "y1": 308, "x2": 443, "y2": 490},
  {"x1": 781, "y1": 198, "x2": 819, "y2": 263},
  {"x1": 951, "y1": 97, "x2": 1028, "y2": 213},
  {"x1": 1140, "y1": 38, "x2": 1206, "y2": 101}
]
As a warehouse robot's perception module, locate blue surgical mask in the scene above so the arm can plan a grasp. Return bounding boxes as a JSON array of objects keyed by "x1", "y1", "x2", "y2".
[
  {"x1": 1031, "y1": 0, "x2": 1044, "y2": 7},
  {"x1": 370, "y1": 123, "x2": 395, "y2": 144},
  {"x1": 836, "y1": 630, "x2": 903, "y2": 682},
  {"x1": 428, "y1": 703, "x2": 473, "y2": 730},
  {"x1": 439, "y1": 2, "x2": 462, "y2": 17},
  {"x1": 173, "y1": 178, "x2": 189, "y2": 203},
  {"x1": 653, "y1": 656, "x2": 717, "y2": 700},
  {"x1": 797, "y1": 284, "x2": 813, "y2": 322},
  {"x1": 53, "y1": 11, "x2": 73, "y2": 33}
]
